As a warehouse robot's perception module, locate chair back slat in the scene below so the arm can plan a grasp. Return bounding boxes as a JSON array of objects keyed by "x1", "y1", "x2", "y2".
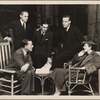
[
  {"x1": 0, "y1": 42, "x2": 11, "y2": 69},
  {"x1": 76, "y1": 70, "x2": 80, "y2": 83},
  {"x1": 5, "y1": 45, "x2": 9, "y2": 65},
  {"x1": 1, "y1": 45, "x2": 6, "y2": 67},
  {"x1": 0, "y1": 48, "x2": 3, "y2": 68},
  {"x1": 69, "y1": 67, "x2": 87, "y2": 84}
]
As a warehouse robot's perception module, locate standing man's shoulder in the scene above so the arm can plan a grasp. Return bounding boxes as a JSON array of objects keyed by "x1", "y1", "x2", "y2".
[
  {"x1": 4, "y1": 20, "x2": 21, "y2": 27},
  {"x1": 12, "y1": 20, "x2": 21, "y2": 25},
  {"x1": 47, "y1": 30, "x2": 53, "y2": 35},
  {"x1": 70, "y1": 25, "x2": 80, "y2": 30},
  {"x1": 9, "y1": 20, "x2": 20, "y2": 24}
]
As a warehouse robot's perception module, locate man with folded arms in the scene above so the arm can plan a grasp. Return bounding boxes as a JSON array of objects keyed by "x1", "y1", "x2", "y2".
[{"x1": 5, "y1": 39, "x2": 35, "y2": 95}]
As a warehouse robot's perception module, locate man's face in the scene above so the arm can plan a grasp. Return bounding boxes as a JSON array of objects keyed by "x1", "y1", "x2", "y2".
[
  {"x1": 20, "y1": 12, "x2": 29, "y2": 23},
  {"x1": 62, "y1": 17, "x2": 71, "y2": 28},
  {"x1": 41, "y1": 24, "x2": 49, "y2": 33},
  {"x1": 83, "y1": 43, "x2": 91, "y2": 52},
  {"x1": 26, "y1": 41, "x2": 34, "y2": 51}
]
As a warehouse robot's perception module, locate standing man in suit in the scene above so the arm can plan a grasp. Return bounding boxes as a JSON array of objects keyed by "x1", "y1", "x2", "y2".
[
  {"x1": 51, "y1": 15, "x2": 84, "y2": 70},
  {"x1": 32, "y1": 20, "x2": 53, "y2": 69},
  {"x1": 0, "y1": 10, "x2": 32, "y2": 51},
  {"x1": 5, "y1": 39, "x2": 35, "y2": 95}
]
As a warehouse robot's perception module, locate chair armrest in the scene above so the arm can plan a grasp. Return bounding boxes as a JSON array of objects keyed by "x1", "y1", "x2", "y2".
[
  {"x1": 64, "y1": 63, "x2": 69, "y2": 69},
  {"x1": 69, "y1": 67, "x2": 86, "y2": 70},
  {"x1": 0, "y1": 69, "x2": 16, "y2": 74},
  {"x1": 95, "y1": 51, "x2": 100, "y2": 56}
]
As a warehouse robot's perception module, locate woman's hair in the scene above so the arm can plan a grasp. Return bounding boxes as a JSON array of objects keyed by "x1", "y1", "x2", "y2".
[{"x1": 86, "y1": 43, "x2": 96, "y2": 50}]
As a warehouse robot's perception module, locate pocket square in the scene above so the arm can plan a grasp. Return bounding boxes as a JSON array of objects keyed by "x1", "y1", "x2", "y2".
[{"x1": 45, "y1": 38, "x2": 48, "y2": 41}]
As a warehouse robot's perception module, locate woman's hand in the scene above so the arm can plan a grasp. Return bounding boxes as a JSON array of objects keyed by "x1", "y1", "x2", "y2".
[{"x1": 78, "y1": 50, "x2": 86, "y2": 57}]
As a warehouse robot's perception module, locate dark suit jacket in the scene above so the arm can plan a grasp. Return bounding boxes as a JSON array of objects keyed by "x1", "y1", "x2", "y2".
[
  {"x1": 0, "y1": 20, "x2": 32, "y2": 50},
  {"x1": 33, "y1": 29, "x2": 53, "y2": 57},
  {"x1": 59, "y1": 25, "x2": 84, "y2": 54},
  {"x1": 6, "y1": 48, "x2": 33, "y2": 79}
]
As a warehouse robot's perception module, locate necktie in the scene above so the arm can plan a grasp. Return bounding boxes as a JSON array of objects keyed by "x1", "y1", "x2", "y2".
[
  {"x1": 41, "y1": 32, "x2": 45, "y2": 39},
  {"x1": 23, "y1": 23, "x2": 26, "y2": 31},
  {"x1": 63, "y1": 30, "x2": 68, "y2": 41},
  {"x1": 41, "y1": 33, "x2": 43, "y2": 39}
]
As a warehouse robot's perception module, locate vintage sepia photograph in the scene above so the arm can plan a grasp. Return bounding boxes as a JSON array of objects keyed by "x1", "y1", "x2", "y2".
[{"x1": 0, "y1": 0, "x2": 100, "y2": 99}]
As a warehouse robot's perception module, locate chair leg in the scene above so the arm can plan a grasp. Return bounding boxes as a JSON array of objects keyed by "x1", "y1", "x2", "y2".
[
  {"x1": 0, "y1": 82, "x2": 1, "y2": 95},
  {"x1": 68, "y1": 84, "x2": 71, "y2": 95},
  {"x1": 89, "y1": 83, "x2": 94, "y2": 95}
]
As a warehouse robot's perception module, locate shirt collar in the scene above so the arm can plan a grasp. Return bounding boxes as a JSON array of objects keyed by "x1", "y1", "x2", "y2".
[
  {"x1": 66, "y1": 25, "x2": 70, "y2": 32},
  {"x1": 41, "y1": 30, "x2": 45, "y2": 35},
  {"x1": 22, "y1": 48, "x2": 27, "y2": 56},
  {"x1": 20, "y1": 19, "x2": 25, "y2": 26}
]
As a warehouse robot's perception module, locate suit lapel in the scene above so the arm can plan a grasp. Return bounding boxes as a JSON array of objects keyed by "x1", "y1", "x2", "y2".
[
  {"x1": 18, "y1": 20, "x2": 23, "y2": 28},
  {"x1": 62, "y1": 25, "x2": 73, "y2": 41},
  {"x1": 41, "y1": 31, "x2": 48, "y2": 42},
  {"x1": 18, "y1": 20, "x2": 27, "y2": 32},
  {"x1": 62, "y1": 29, "x2": 66, "y2": 41},
  {"x1": 20, "y1": 48, "x2": 25, "y2": 57},
  {"x1": 66, "y1": 25, "x2": 73, "y2": 41},
  {"x1": 20, "y1": 48, "x2": 29, "y2": 62},
  {"x1": 36, "y1": 31, "x2": 42, "y2": 42}
]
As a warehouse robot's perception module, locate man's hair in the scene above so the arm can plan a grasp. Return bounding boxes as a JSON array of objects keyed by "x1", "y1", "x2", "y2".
[
  {"x1": 41, "y1": 20, "x2": 48, "y2": 26},
  {"x1": 21, "y1": 39, "x2": 29, "y2": 48},
  {"x1": 62, "y1": 15, "x2": 71, "y2": 21},
  {"x1": 20, "y1": 10, "x2": 28, "y2": 15}
]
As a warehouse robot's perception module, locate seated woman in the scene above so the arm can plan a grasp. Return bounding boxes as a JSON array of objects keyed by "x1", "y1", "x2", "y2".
[{"x1": 50, "y1": 40, "x2": 100, "y2": 95}]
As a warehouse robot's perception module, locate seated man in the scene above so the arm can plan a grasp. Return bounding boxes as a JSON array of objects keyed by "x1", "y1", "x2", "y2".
[
  {"x1": 50, "y1": 40, "x2": 100, "y2": 95},
  {"x1": 5, "y1": 39, "x2": 35, "y2": 95}
]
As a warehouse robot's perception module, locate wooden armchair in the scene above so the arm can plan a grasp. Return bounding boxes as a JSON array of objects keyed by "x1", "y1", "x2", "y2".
[
  {"x1": 0, "y1": 42, "x2": 21, "y2": 95},
  {"x1": 64, "y1": 63, "x2": 94, "y2": 95}
]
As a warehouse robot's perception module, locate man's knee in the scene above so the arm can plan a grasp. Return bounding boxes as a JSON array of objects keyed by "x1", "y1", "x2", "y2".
[
  {"x1": 27, "y1": 69, "x2": 34, "y2": 75},
  {"x1": 54, "y1": 68, "x2": 63, "y2": 73}
]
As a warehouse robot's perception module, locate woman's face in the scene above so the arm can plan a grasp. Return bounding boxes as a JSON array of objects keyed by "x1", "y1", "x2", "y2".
[{"x1": 83, "y1": 43, "x2": 91, "y2": 52}]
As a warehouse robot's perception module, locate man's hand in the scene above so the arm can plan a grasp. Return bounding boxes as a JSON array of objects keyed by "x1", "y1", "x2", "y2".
[
  {"x1": 81, "y1": 66, "x2": 86, "y2": 69},
  {"x1": 21, "y1": 63, "x2": 29, "y2": 72},
  {"x1": 4, "y1": 37, "x2": 12, "y2": 42},
  {"x1": 32, "y1": 66, "x2": 35, "y2": 70},
  {"x1": 47, "y1": 57, "x2": 52, "y2": 64}
]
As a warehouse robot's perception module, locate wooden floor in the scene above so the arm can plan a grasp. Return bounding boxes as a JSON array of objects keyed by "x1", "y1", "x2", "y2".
[
  {"x1": 0, "y1": 83, "x2": 99, "y2": 96},
  {"x1": 0, "y1": 75, "x2": 99, "y2": 96}
]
